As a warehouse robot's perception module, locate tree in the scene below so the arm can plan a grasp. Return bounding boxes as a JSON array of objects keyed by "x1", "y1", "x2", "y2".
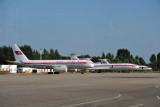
[
  {"x1": 8, "y1": 46, "x2": 15, "y2": 61},
  {"x1": 42, "y1": 49, "x2": 50, "y2": 60},
  {"x1": 149, "y1": 54, "x2": 157, "y2": 71},
  {"x1": 134, "y1": 59, "x2": 140, "y2": 65},
  {"x1": 0, "y1": 46, "x2": 14, "y2": 63},
  {"x1": 54, "y1": 49, "x2": 61, "y2": 59},
  {"x1": 91, "y1": 56, "x2": 98, "y2": 62},
  {"x1": 116, "y1": 49, "x2": 131, "y2": 62},
  {"x1": 157, "y1": 52, "x2": 160, "y2": 71},
  {"x1": 50, "y1": 49, "x2": 55, "y2": 59},
  {"x1": 79, "y1": 54, "x2": 91, "y2": 58},
  {"x1": 128, "y1": 54, "x2": 134, "y2": 63},
  {"x1": 106, "y1": 52, "x2": 114, "y2": 62},
  {"x1": 139, "y1": 57, "x2": 146, "y2": 65},
  {"x1": 102, "y1": 52, "x2": 105, "y2": 59},
  {"x1": 2, "y1": 46, "x2": 9, "y2": 60},
  {"x1": 32, "y1": 50, "x2": 40, "y2": 60},
  {"x1": 113, "y1": 58, "x2": 121, "y2": 63},
  {"x1": 20, "y1": 45, "x2": 34, "y2": 60},
  {"x1": 91, "y1": 56, "x2": 101, "y2": 62},
  {"x1": 135, "y1": 56, "x2": 139, "y2": 59},
  {"x1": 130, "y1": 55, "x2": 133, "y2": 59}
]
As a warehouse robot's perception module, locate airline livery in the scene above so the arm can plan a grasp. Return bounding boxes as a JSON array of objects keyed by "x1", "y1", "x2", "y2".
[
  {"x1": 71, "y1": 57, "x2": 141, "y2": 71},
  {"x1": 136, "y1": 65, "x2": 152, "y2": 71},
  {"x1": 87, "y1": 59, "x2": 139, "y2": 71},
  {"x1": 8, "y1": 44, "x2": 94, "y2": 73},
  {"x1": 90, "y1": 59, "x2": 152, "y2": 71}
]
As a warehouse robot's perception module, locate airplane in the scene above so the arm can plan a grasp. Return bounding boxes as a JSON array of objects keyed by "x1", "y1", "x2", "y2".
[
  {"x1": 71, "y1": 57, "x2": 139, "y2": 72},
  {"x1": 96, "y1": 59, "x2": 153, "y2": 71},
  {"x1": 68, "y1": 55, "x2": 151, "y2": 72},
  {"x1": 99, "y1": 59, "x2": 152, "y2": 70},
  {"x1": 7, "y1": 44, "x2": 94, "y2": 74},
  {"x1": 88, "y1": 59, "x2": 139, "y2": 72},
  {"x1": 136, "y1": 65, "x2": 152, "y2": 71}
]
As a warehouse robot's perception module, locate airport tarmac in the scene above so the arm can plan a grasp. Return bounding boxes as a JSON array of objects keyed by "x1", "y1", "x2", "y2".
[{"x1": 0, "y1": 73, "x2": 160, "y2": 107}]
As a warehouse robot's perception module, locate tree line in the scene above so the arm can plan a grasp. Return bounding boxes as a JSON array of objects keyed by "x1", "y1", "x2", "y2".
[
  {"x1": 0, "y1": 45, "x2": 63, "y2": 64},
  {"x1": 149, "y1": 54, "x2": 160, "y2": 71},
  {"x1": 0, "y1": 45, "x2": 160, "y2": 71}
]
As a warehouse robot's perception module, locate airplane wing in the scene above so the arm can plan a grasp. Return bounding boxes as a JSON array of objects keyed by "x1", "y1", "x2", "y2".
[
  {"x1": 28, "y1": 64, "x2": 66, "y2": 69},
  {"x1": 27, "y1": 64, "x2": 68, "y2": 72},
  {"x1": 88, "y1": 67, "x2": 109, "y2": 70}
]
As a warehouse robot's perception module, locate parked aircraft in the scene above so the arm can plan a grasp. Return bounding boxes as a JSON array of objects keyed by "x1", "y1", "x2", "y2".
[
  {"x1": 89, "y1": 59, "x2": 139, "y2": 71},
  {"x1": 136, "y1": 65, "x2": 152, "y2": 71},
  {"x1": 70, "y1": 57, "x2": 138, "y2": 71},
  {"x1": 99, "y1": 59, "x2": 152, "y2": 71},
  {"x1": 7, "y1": 44, "x2": 94, "y2": 73},
  {"x1": 68, "y1": 55, "x2": 152, "y2": 72}
]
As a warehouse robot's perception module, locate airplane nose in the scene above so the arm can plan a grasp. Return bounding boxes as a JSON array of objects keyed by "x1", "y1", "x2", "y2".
[{"x1": 148, "y1": 68, "x2": 152, "y2": 70}]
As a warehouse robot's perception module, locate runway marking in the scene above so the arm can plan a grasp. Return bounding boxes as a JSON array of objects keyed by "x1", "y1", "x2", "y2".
[
  {"x1": 156, "y1": 96, "x2": 160, "y2": 100},
  {"x1": 156, "y1": 85, "x2": 159, "y2": 89},
  {"x1": 155, "y1": 85, "x2": 160, "y2": 100},
  {"x1": 62, "y1": 94, "x2": 121, "y2": 107},
  {"x1": 130, "y1": 104, "x2": 144, "y2": 107}
]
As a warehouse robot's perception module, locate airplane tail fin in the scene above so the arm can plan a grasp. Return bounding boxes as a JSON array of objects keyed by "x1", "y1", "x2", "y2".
[
  {"x1": 69, "y1": 54, "x2": 79, "y2": 60},
  {"x1": 80, "y1": 58, "x2": 94, "y2": 64},
  {"x1": 98, "y1": 59, "x2": 109, "y2": 64},
  {"x1": 12, "y1": 44, "x2": 29, "y2": 61}
]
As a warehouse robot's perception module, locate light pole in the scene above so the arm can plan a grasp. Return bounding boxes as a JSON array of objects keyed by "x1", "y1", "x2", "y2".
[{"x1": 40, "y1": 48, "x2": 43, "y2": 60}]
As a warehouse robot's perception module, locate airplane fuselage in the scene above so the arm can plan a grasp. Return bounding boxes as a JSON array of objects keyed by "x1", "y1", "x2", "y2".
[
  {"x1": 90, "y1": 63, "x2": 139, "y2": 71},
  {"x1": 14, "y1": 60, "x2": 92, "y2": 69},
  {"x1": 136, "y1": 65, "x2": 152, "y2": 71}
]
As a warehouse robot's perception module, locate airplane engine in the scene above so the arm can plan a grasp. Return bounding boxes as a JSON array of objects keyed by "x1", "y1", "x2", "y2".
[{"x1": 54, "y1": 66, "x2": 68, "y2": 72}]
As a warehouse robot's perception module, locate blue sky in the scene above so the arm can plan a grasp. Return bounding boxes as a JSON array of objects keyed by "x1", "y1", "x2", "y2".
[{"x1": 0, "y1": 0, "x2": 160, "y2": 62}]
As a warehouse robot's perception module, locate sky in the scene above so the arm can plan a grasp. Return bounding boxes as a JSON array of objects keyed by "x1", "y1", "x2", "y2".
[{"x1": 0, "y1": 0, "x2": 160, "y2": 62}]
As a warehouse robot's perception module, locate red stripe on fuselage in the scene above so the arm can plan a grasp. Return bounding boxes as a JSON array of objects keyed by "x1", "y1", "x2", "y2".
[
  {"x1": 24, "y1": 62, "x2": 87, "y2": 65},
  {"x1": 139, "y1": 67, "x2": 148, "y2": 68},
  {"x1": 95, "y1": 65, "x2": 133, "y2": 67}
]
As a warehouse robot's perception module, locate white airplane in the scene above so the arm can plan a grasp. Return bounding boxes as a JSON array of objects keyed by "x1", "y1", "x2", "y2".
[
  {"x1": 69, "y1": 56, "x2": 139, "y2": 71},
  {"x1": 69, "y1": 55, "x2": 151, "y2": 72},
  {"x1": 136, "y1": 65, "x2": 152, "y2": 71},
  {"x1": 7, "y1": 44, "x2": 94, "y2": 73},
  {"x1": 96, "y1": 59, "x2": 153, "y2": 71},
  {"x1": 88, "y1": 59, "x2": 139, "y2": 71}
]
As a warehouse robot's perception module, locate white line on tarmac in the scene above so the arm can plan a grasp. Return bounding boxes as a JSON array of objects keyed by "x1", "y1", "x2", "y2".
[
  {"x1": 156, "y1": 96, "x2": 160, "y2": 100},
  {"x1": 156, "y1": 85, "x2": 160, "y2": 100},
  {"x1": 156, "y1": 85, "x2": 159, "y2": 89},
  {"x1": 130, "y1": 104, "x2": 144, "y2": 107},
  {"x1": 62, "y1": 94, "x2": 121, "y2": 107}
]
